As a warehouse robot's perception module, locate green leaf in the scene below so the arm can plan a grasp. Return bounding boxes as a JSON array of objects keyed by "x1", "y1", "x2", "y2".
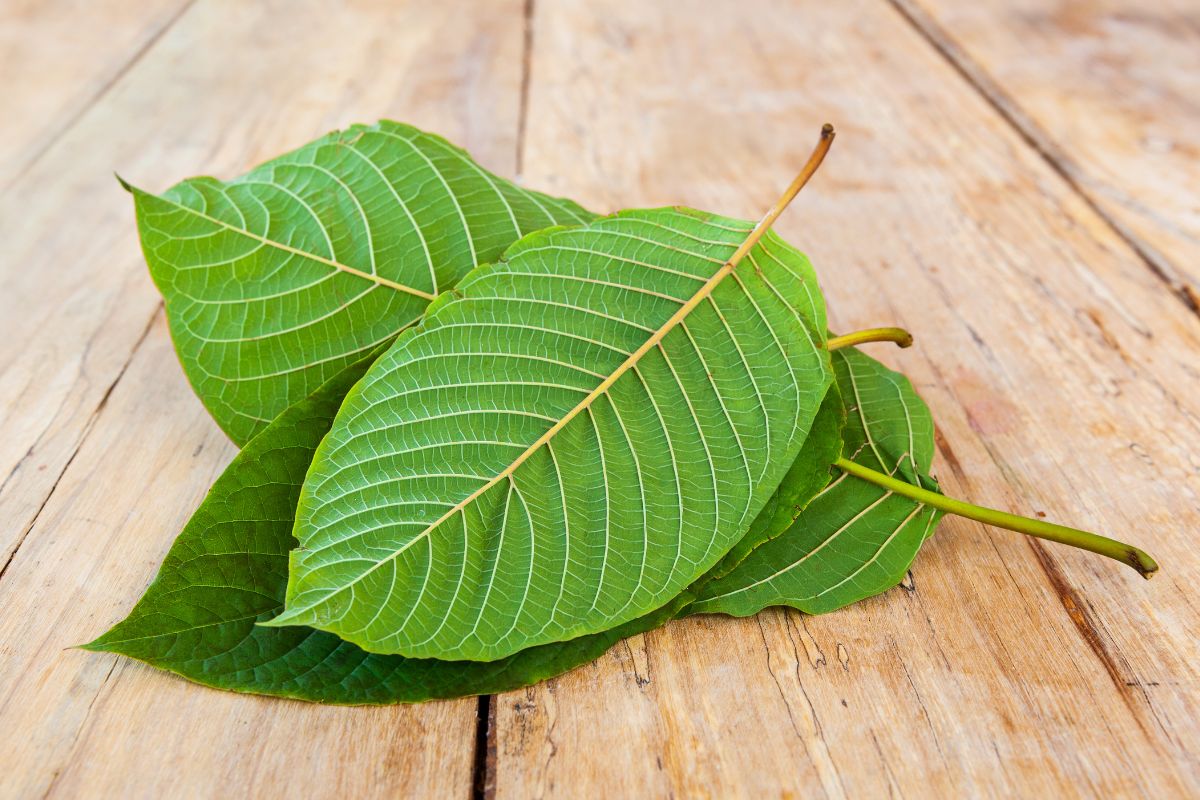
[
  {"x1": 267, "y1": 208, "x2": 833, "y2": 661},
  {"x1": 689, "y1": 348, "x2": 943, "y2": 616},
  {"x1": 697, "y1": 382, "x2": 846, "y2": 585},
  {"x1": 127, "y1": 120, "x2": 592, "y2": 445},
  {"x1": 83, "y1": 351, "x2": 690, "y2": 705}
]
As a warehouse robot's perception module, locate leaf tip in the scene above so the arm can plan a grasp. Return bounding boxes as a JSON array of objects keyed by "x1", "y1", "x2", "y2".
[
  {"x1": 114, "y1": 172, "x2": 134, "y2": 193},
  {"x1": 255, "y1": 613, "x2": 294, "y2": 629},
  {"x1": 73, "y1": 636, "x2": 109, "y2": 653}
]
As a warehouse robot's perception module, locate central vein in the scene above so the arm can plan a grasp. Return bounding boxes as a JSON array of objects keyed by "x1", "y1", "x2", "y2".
[{"x1": 386, "y1": 126, "x2": 839, "y2": 566}]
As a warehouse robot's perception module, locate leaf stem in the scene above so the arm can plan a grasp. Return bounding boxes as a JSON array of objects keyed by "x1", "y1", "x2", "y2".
[
  {"x1": 827, "y1": 327, "x2": 913, "y2": 351},
  {"x1": 833, "y1": 457, "x2": 1159, "y2": 579},
  {"x1": 727, "y1": 124, "x2": 835, "y2": 265}
]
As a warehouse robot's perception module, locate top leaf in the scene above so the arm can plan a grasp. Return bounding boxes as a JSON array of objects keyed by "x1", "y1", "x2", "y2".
[
  {"x1": 126, "y1": 120, "x2": 592, "y2": 444},
  {"x1": 266, "y1": 207, "x2": 834, "y2": 661}
]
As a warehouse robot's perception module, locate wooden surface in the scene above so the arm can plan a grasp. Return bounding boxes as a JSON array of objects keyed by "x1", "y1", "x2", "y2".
[{"x1": 1, "y1": 0, "x2": 1197, "y2": 797}]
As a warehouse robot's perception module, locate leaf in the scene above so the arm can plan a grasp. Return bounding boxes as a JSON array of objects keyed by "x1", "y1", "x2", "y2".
[
  {"x1": 127, "y1": 120, "x2": 592, "y2": 445},
  {"x1": 266, "y1": 207, "x2": 834, "y2": 661},
  {"x1": 84, "y1": 307, "x2": 851, "y2": 703},
  {"x1": 688, "y1": 348, "x2": 943, "y2": 616},
  {"x1": 697, "y1": 382, "x2": 846, "y2": 584},
  {"x1": 84, "y1": 344, "x2": 847, "y2": 703},
  {"x1": 83, "y1": 351, "x2": 691, "y2": 704}
]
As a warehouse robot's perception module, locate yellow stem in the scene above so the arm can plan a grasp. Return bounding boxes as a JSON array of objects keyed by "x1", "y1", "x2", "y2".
[{"x1": 827, "y1": 327, "x2": 913, "y2": 351}]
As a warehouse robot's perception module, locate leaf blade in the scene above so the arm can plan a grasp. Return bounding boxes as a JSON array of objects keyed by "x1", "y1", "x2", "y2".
[
  {"x1": 84, "y1": 350, "x2": 689, "y2": 704},
  {"x1": 689, "y1": 347, "x2": 943, "y2": 616},
  {"x1": 271, "y1": 208, "x2": 833, "y2": 661},
  {"x1": 131, "y1": 120, "x2": 592, "y2": 444}
]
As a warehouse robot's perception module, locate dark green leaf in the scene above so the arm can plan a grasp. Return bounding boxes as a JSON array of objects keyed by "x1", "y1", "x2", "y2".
[{"x1": 84, "y1": 351, "x2": 688, "y2": 705}]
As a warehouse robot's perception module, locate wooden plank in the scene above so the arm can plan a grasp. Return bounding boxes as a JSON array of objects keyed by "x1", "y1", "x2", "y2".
[
  {"x1": 0, "y1": 0, "x2": 531, "y2": 795},
  {"x1": 0, "y1": 0, "x2": 527, "y2": 561},
  {"x1": 0, "y1": 0, "x2": 191, "y2": 188},
  {"x1": 496, "y1": 0, "x2": 1200, "y2": 795},
  {"x1": 892, "y1": 0, "x2": 1200, "y2": 308},
  {"x1": 0, "y1": 321, "x2": 476, "y2": 798}
]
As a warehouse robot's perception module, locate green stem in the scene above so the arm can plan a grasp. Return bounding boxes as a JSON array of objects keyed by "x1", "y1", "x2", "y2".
[
  {"x1": 827, "y1": 327, "x2": 913, "y2": 351},
  {"x1": 833, "y1": 457, "x2": 1159, "y2": 579}
]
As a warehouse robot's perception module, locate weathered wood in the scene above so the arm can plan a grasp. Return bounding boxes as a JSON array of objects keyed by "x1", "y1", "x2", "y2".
[
  {"x1": 0, "y1": 0, "x2": 192, "y2": 187},
  {"x1": 0, "y1": 0, "x2": 530, "y2": 795},
  {"x1": 894, "y1": 0, "x2": 1200, "y2": 308},
  {"x1": 0, "y1": 322, "x2": 477, "y2": 798},
  {"x1": 495, "y1": 0, "x2": 1200, "y2": 795},
  {"x1": 0, "y1": 0, "x2": 530, "y2": 565},
  {"x1": 5, "y1": 0, "x2": 1200, "y2": 796}
]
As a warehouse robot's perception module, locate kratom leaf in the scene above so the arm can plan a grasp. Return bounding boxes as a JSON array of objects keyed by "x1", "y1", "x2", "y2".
[
  {"x1": 266, "y1": 207, "x2": 834, "y2": 661},
  {"x1": 126, "y1": 120, "x2": 591, "y2": 444},
  {"x1": 84, "y1": 330, "x2": 848, "y2": 703},
  {"x1": 689, "y1": 348, "x2": 943, "y2": 616},
  {"x1": 83, "y1": 351, "x2": 690, "y2": 704},
  {"x1": 698, "y1": 382, "x2": 845, "y2": 585}
]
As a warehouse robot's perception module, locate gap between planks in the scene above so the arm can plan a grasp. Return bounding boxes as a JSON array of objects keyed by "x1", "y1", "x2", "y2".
[
  {"x1": 884, "y1": 0, "x2": 1200, "y2": 317},
  {"x1": 514, "y1": 0, "x2": 537, "y2": 179},
  {"x1": 0, "y1": 305, "x2": 163, "y2": 584},
  {"x1": 472, "y1": 4, "x2": 540, "y2": 792},
  {"x1": 4, "y1": 0, "x2": 200, "y2": 194}
]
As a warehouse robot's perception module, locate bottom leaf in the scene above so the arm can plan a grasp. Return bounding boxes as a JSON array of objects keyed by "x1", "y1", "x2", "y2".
[
  {"x1": 86, "y1": 347, "x2": 915, "y2": 703},
  {"x1": 83, "y1": 350, "x2": 685, "y2": 704},
  {"x1": 689, "y1": 349, "x2": 943, "y2": 616}
]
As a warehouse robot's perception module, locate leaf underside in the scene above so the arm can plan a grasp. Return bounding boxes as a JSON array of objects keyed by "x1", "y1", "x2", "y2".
[
  {"x1": 85, "y1": 341, "x2": 857, "y2": 704},
  {"x1": 129, "y1": 120, "x2": 592, "y2": 444},
  {"x1": 268, "y1": 208, "x2": 834, "y2": 661},
  {"x1": 85, "y1": 344, "x2": 930, "y2": 704},
  {"x1": 99, "y1": 125, "x2": 952, "y2": 701},
  {"x1": 690, "y1": 348, "x2": 943, "y2": 616},
  {"x1": 84, "y1": 351, "x2": 693, "y2": 704}
]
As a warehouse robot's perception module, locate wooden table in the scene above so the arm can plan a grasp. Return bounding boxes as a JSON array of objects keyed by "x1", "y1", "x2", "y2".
[{"x1": 2, "y1": 1, "x2": 1197, "y2": 796}]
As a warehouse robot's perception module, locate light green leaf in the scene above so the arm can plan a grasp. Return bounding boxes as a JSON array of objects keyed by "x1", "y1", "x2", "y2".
[
  {"x1": 83, "y1": 350, "x2": 690, "y2": 704},
  {"x1": 127, "y1": 120, "x2": 592, "y2": 444},
  {"x1": 80, "y1": 343, "x2": 903, "y2": 703},
  {"x1": 698, "y1": 382, "x2": 845, "y2": 585},
  {"x1": 267, "y1": 208, "x2": 833, "y2": 661},
  {"x1": 689, "y1": 348, "x2": 943, "y2": 616}
]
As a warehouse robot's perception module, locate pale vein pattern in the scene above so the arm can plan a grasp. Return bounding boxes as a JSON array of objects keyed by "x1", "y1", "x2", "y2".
[
  {"x1": 85, "y1": 350, "x2": 686, "y2": 704},
  {"x1": 691, "y1": 349, "x2": 942, "y2": 616},
  {"x1": 129, "y1": 120, "x2": 591, "y2": 444},
  {"x1": 272, "y1": 208, "x2": 832, "y2": 660}
]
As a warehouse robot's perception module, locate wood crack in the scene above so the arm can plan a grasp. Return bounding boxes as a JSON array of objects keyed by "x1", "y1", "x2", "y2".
[
  {"x1": 515, "y1": 0, "x2": 537, "y2": 179},
  {"x1": 5, "y1": 0, "x2": 200, "y2": 194},
  {"x1": 39, "y1": 656, "x2": 119, "y2": 799},
  {"x1": 885, "y1": 0, "x2": 1200, "y2": 318},
  {"x1": 1026, "y1": 539, "x2": 1159, "y2": 740},
  {"x1": 471, "y1": 693, "x2": 497, "y2": 800},
  {"x1": 0, "y1": 305, "x2": 161, "y2": 584}
]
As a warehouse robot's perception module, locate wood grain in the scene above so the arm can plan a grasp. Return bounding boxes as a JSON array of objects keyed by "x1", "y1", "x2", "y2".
[
  {"x1": 3, "y1": 0, "x2": 1199, "y2": 797},
  {"x1": 0, "y1": 0, "x2": 529, "y2": 795},
  {"x1": 0, "y1": 0, "x2": 193, "y2": 188},
  {"x1": 893, "y1": 0, "x2": 1200, "y2": 309},
  {"x1": 496, "y1": 0, "x2": 1200, "y2": 795}
]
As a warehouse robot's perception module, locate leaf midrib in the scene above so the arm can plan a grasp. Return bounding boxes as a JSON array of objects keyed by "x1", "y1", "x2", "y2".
[
  {"x1": 283, "y1": 229, "x2": 766, "y2": 612},
  {"x1": 153, "y1": 191, "x2": 437, "y2": 302}
]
